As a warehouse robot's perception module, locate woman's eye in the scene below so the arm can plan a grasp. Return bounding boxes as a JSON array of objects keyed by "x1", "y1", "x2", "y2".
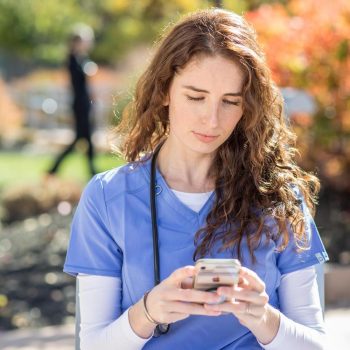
[
  {"x1": 223, "y1": 100, "x2": 240, "y2": 106},
  {"x1": 186, "y1": 95, "x2": 240, "y2": 106},
  {"x1": 186, "y1": 96, "x2": 204, "y2": 101}
]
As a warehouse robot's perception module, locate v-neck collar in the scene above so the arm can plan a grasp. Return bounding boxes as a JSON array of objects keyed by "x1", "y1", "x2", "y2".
[{"x1": 140, "y1": 156, "x2": 216, "y2": 222}]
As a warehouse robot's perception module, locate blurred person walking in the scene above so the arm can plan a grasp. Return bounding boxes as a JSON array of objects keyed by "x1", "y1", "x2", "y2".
[{"x1": 47, "y1": 24, "x2": 98, "y2": 177}]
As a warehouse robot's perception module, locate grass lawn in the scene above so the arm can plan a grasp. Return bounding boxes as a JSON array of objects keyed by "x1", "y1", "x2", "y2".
[{"x1": 0, "y1": 151, "x2": 125, "y2": 189}]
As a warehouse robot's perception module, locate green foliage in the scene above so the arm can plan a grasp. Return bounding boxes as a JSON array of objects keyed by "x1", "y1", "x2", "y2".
[
  {"x1": 0, "y1": 0, "x2": 280, "y2": 64},
  {"x1": 337, "y1": 39, "x2": 349, "y2": 62},
  {"x1": 0, "y1": 0, "x2": 96, "y2": 64}
]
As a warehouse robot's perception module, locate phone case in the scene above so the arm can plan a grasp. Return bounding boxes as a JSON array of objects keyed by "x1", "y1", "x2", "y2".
[{"x1": 193, "y1": 258, "x2": 241, "y2": 291}]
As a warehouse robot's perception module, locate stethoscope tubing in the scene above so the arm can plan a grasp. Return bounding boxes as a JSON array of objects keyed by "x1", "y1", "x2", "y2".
[{"x1": 149, "y1": 141, "x2": 170, "y2": 335}]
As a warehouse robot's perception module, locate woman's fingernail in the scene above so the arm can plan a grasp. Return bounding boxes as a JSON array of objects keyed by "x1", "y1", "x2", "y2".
[{"x1": 218, "y1": 295, "x2": 226, "y2": 303}]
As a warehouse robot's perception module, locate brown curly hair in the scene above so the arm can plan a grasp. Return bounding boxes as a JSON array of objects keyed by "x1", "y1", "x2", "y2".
[{"x1": 117, "y1": 8, "x2": 320, "y2": 262}]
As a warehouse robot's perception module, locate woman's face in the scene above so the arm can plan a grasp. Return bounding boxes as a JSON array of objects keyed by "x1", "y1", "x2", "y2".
[{"x1": 163, "y1": 54, "x2": 244, "y2": 156}]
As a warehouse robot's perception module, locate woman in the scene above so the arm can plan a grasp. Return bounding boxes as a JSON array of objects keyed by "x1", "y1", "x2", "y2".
[{"x1": 64, "y1": 8, "x2": 328, "y2": 350}]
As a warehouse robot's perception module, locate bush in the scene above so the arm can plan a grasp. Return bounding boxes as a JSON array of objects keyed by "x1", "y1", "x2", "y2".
[{"x1": 1, "y1": 178, "x2": 82, "y2": 224}]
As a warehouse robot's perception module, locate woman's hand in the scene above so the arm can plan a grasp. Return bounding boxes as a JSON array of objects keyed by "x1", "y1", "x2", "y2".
[
  {"x1": 204, "y1": 266, "x2": 280, "y2": 344},
  {"x1": 146, "y1": 265, "x2": 224, "y2": 324},
  {"x1": 204, "y1": 266, "x2": 270, "y2": 325},
  {"x1": 128, "y1": 265, "x2": 223, "y2": 338}
]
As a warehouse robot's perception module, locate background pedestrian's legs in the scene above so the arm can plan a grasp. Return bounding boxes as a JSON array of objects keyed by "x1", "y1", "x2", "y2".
[
  {"x1": 86, "y1": 135, "x2": 96, "y2": 177},
  {"x1": 48, "y1": 137, "x2": 78, "y2": 174}
]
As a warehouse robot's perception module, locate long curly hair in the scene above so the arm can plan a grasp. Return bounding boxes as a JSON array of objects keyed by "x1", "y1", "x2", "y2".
[{"x1": 117, "y1": 8, "x2": 320, "y2": 262}]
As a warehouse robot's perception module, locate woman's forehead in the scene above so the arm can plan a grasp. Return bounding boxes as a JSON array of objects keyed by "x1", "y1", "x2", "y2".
[{"x1": 173, "y1": 55, "x2": 244, "y2": 92}]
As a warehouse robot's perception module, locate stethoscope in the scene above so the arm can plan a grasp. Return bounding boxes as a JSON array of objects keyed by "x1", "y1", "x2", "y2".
[{"x1": 149, "y1": 141, "x2": 170, "y2": 336}]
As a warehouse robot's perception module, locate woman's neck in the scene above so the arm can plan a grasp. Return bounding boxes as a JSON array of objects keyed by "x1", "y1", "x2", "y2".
[{"x1": 156, "y1": 139, "x2": 216, "y2": 193}]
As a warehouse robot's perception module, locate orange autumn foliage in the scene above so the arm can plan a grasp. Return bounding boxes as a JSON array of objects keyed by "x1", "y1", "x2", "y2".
[
  {"x1": 246, "y1": 0, "x2": 350, "y2": 191},
  {"x1": 0, "y1": 78, "x2": 24, "y2": 136}
]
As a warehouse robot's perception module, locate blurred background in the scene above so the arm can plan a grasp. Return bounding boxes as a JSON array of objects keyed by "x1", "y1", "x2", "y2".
[{"x1": 0, "y1": 0, "x2": 349, "y2": 349}]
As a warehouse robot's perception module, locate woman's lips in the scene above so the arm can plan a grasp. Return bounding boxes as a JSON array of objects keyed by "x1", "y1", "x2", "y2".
[{"x1": 192, "y1": 131, "x2": 219, "y2": 143}]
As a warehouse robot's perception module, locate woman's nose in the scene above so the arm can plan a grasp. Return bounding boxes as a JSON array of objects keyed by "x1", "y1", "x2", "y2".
[{"x1": 204, "y1": 104, "x2": 220, "y2": 128}]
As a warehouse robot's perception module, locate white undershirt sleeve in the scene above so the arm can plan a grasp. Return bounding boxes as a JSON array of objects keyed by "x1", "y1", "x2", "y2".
[
  {"x1": 261, "y1": 266, "x2": 325, "y2": 349},
  {"x1": 77, "y1": 274, "x2": 151, "y2": 350}
]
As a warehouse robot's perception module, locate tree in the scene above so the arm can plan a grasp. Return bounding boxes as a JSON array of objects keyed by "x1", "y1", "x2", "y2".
[
  {"x1": 0, "y1": 0, "x2": 206, "y2": 65},
  {"x1": 0, "y1": 0, "x2": 94, "y2": 64},
  {"x1": 246, "y1": 0, "x2": 350, "y2": 191},
  {"x1": 0, "y1": 0, "x2": 287, "y2": 66}
]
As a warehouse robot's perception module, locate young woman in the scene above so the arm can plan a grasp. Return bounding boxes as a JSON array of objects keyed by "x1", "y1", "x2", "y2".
[{"x1": 64, "y1": 8, "x2": 328, "y2": 350}]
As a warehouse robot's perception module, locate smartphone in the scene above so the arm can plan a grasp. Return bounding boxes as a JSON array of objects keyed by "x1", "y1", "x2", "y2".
[{"x1": 193, "y1": 258, "x2": 241, "y2": 292}]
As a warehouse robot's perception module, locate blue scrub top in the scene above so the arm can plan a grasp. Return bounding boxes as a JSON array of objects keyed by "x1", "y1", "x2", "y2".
[{"x1": 64, "y1": 157, "x2": 329, "y2": 349}]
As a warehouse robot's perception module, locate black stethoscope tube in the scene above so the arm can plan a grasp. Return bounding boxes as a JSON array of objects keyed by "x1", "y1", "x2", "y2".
[
  {"x1": 150, "y1": 141, "x2": 170, "y2": 335},
  {"x1": 150, "y1": 143, "x2": 162, "y2": 286}
]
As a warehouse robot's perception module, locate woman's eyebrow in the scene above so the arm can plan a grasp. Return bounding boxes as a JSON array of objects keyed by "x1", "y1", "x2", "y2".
[{"x1": 182, "y1": 85, "x2": 242, "y2": 96}]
